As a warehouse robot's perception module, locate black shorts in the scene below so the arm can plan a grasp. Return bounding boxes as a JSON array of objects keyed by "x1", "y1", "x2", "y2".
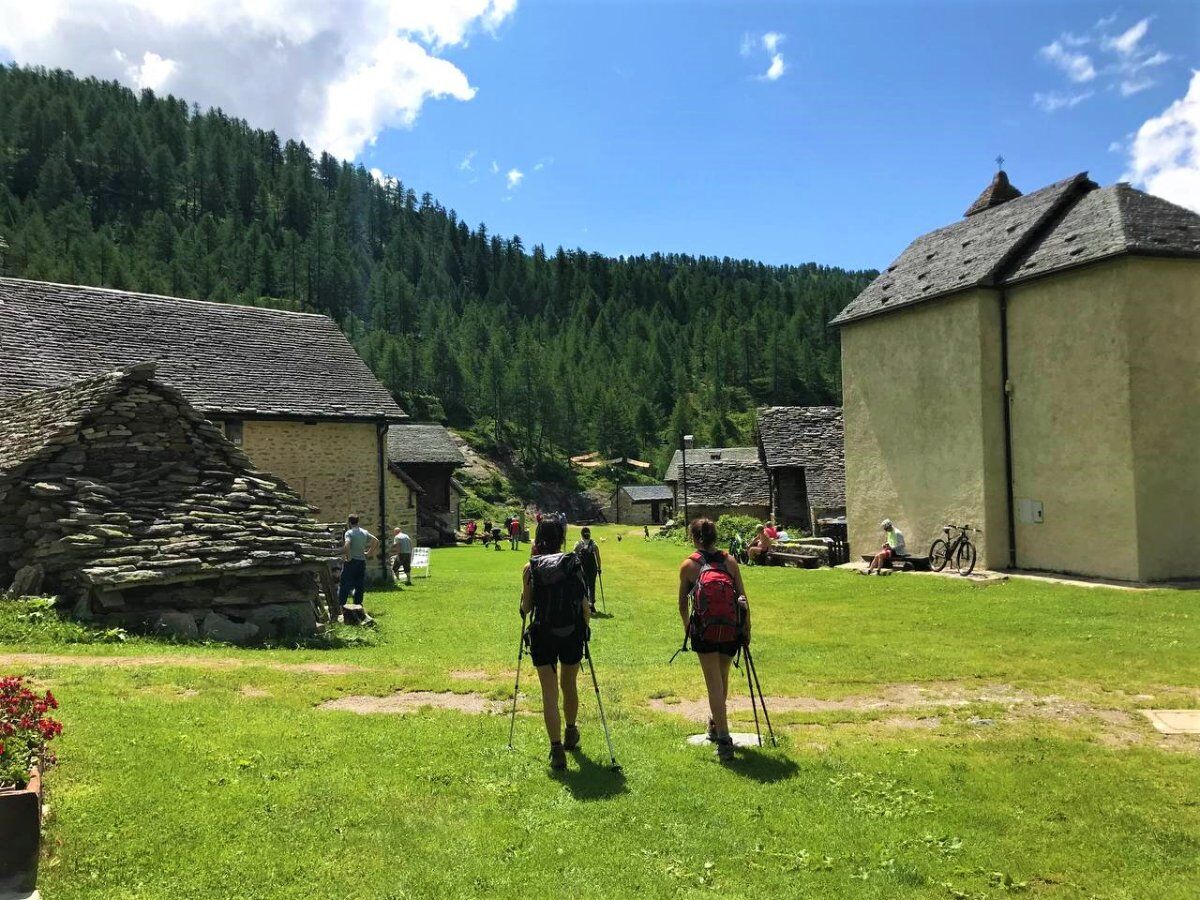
[
  {"x1": 691, "y1": 636, "x2": 741, "y2": 657},
  {"x1": 528, "y1": 626, "x2": 584, "y2": 669}
]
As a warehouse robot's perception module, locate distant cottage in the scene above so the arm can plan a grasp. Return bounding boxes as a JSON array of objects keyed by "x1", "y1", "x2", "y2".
[
  {"x1": 386, "y1": 424, "x2": 466, "y2": 545},
  {"x1": 0, "y1": 278, "x2": 416, "y2": 575},
  {"x1": 0, "y1": 365, "x2": 335, "y2": 641},
  {"x1": 832, "y1": 172, "x2": 1200, "y2": 581},
  {"x1": 664, "y1": 447, "x2": 770, "y2": 522},
  {"x1": 755, "y1": 406, "x2": 846, "y2": 530},
  {"x1": 612, "y1": 484, "x2": 673, "y2": 525}
]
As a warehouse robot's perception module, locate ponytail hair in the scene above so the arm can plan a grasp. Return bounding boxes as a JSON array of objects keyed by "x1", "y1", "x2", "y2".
[{"x1": 689, "y1": 517, "x2": 718, "y2": 548}]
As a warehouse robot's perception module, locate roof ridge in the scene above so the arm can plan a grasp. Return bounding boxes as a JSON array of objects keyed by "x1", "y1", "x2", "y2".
[
  {"x1": 0, "y1": 276, "x2": 329, "y2": 320},
  {"x1": 984, "y1": 172, "x2": 1093, "y2": 285}
]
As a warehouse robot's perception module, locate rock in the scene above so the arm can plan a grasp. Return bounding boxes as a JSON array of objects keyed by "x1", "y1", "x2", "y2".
[
  {"x1": 150, "y1": 610, "x2": 199, "y2": 641},
  {"x1": 201, "y1": 612, "x2": 260, "y2": 645},
  {"x1": 278, "y1": 602, "x2": 318, "y2": 640},
  {"x1": 8, "y1": 564, "x2": 45, "y2": 596},
  {"x1": 243, "y1": 604, "x2": 290, "y2": 641},
  {"x1": 30, "y1": 482, "x2": 71, "y2": 497}
]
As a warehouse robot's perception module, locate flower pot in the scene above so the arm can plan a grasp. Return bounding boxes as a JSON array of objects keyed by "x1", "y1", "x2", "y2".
[{"x1": 0, "y1": 767, "x2": 41, "y2": 896}]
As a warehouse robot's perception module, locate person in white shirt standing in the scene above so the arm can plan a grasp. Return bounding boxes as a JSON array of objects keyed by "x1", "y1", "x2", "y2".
[
  {"x1": 339, "y1": 515, "x2": 379, "y2": 605},
  {"x1": 391, "y1": 527, "x2": 413, "y2": 585}
]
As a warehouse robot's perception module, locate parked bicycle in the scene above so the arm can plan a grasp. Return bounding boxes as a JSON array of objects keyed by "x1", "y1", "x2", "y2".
[{"x1": 929, "y1": 524, "x2": 979, "y2": 576}]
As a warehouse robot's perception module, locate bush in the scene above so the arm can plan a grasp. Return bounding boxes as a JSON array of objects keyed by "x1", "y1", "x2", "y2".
[
  {"x1": 0, "y1": 675, "x2": 63, "y2": 789},
  {"x1": 716, "y1": 515, "x2": 764, "y2": 547}
]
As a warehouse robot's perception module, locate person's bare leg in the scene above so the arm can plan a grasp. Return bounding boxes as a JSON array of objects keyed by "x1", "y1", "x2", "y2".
[
  {"x1": 698, "y1": 652, "x2": 729, "y2": 735},
  {"x1": 719, "y1": 654, "x2": 733, "y2": 705},
  {"x1": 560, "y1": 664, "x2": 580, "y2": 729},
  {"x1": 536, "y1": 665, "x2": 561, "y2": 743}
]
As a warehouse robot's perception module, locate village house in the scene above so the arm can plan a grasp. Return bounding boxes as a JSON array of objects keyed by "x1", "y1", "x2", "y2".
[
  {"x1": 664, "y1": 447, "x2": 770, "y2": 523},
  {"x1": 0, "y1": 365, "x2": 337, "y2": 641},
  {"x1": 0, "y1": 277, "x2": 416, "y2": 577},
  {"x1": 386, "y1": 424, "x2": 465, "y2": 545},
  {"x1": 755, "y1": 406, "x2": 846, "y2": 531},
  {"x1": 832, "y1": 171, "x2": 1200, "y2": 582},
  {"x1": 611, "y1": 484, "x2": 673, "y2": 525}
]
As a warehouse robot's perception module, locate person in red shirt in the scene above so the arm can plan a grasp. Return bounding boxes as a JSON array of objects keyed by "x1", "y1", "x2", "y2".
[{"x1": 509, "y1": 515, "x2": 521, "y2": 550}]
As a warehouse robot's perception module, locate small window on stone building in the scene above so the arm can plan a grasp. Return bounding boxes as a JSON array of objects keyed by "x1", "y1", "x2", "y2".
[{"x1": 224, "y1": 419, "x2": 244, "y2": 446}]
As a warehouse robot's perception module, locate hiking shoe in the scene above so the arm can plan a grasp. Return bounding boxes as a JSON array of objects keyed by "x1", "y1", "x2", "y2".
[
  {"x1": 714, "y1": 736, "x2": 735, "y2": 762},
  {"x1": 706, "y1": 719, "x2": 718, "y2": 742},
  {"x1": 549, "y1": 742, "x2": 567, "y2": 770},
  {"x1": 564, "y1": 725, "x2": 580, "y2": 751}
]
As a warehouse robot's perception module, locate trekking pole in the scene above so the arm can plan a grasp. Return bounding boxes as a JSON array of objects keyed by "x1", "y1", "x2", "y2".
[
  {"x1": 507, "y1": 614, "x2": 527, "y2": 749},
  {"x1": 583, "y1": 640, "x2": 621, "y2": 772},
  {"x1": 743, "y1": 644, "x2": 777, "y2": 747},
  {"x1": 744, "y1": 644, "x2": 762, "y2": 747},
  {"x1": 598, "y1": 569, "x2": 607, "y2": 614}
]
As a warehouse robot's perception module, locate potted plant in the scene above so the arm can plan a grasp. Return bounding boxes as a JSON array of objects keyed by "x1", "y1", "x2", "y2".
[{"x1": 0, "y1": 676, "x2": 62, "y2": 896}]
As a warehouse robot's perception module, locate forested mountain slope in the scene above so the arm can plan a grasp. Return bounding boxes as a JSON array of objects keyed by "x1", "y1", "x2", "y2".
[{"x1": 0, "y1": 64, "x2": 874, "y2": 473}]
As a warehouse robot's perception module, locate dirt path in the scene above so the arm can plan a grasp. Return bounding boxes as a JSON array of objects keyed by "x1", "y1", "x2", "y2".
[{"x1": 0, "y1": 652, "x2": 363, "y2": 676}]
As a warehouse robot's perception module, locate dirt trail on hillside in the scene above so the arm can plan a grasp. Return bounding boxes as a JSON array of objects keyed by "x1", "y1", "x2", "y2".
[{"x1": 0, "y1": 652, "x2": 363, "y2": 675}]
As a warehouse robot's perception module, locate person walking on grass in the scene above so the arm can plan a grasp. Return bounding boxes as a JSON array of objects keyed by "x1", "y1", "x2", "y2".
[
  {"x1": 509, "y1": 515, "x2": 521, "y2": 550},
  {"x1": 573, "y1": 526, "x2": 602, "y2": 614},
  {"x1": 391, "y1": 526, "x2": 413, "y2": 585},
  {"x1": 520, "y1": 518, "x2": 591, "y2": 770},
  {"x1": 678, "y1": 518, "x2": 750, "y2": 762},
  {"x1": 339, "y1": 515, "x2": 379, "y2": 608}
]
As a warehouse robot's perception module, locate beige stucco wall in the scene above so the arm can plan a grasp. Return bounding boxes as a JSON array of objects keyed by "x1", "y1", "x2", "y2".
[
  {"x1": 1006, "y1": 260, "x2": 1140, "y2": 580},
  {"x1": 239, "y1": 420, "x2": 383, "y2": 526},
  {"x1": 1126, "y1": 258, "x2": 1200, "y2": 580},
  {"x1": 385, "y1": 469, "x2": 419, "y2": 543},
  {"x1": 840, "y1": 289, "x2": 1009, "y2": 567},
  {"x1": 614, "y1": 491, "x2": 659, "y2": 525}
]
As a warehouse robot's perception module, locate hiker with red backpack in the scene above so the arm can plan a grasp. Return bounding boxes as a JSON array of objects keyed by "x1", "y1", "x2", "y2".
[
  {"x1": 677, "y1": 517, "x2": 751, "y2": 762},
  {"x1": 518, "y1": 518, "x2": 593, "y2": 770}
]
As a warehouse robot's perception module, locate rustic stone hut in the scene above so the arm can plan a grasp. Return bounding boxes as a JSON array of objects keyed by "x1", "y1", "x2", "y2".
[
  {"x1": 386, "y1": 424, "x2": 465, "y2": 545},
  {"x1": 663, "y1": 447, "x2": 770, "y2": 522},
  {"x1": 0, "y1": 365, "x2": 337, "y2": 642},
  {"x1": 832, "y1": 171, "x2": 1200, "y2": 581},
  {"x1": 612, "y1": 484, "x2": 672, "y2": 525},
  {"x1": 0, "y1": 277, "x2": 412, "y2": 579},
  {"x1": 756, "y1": 406, "x2": 846, "y2": 531}
]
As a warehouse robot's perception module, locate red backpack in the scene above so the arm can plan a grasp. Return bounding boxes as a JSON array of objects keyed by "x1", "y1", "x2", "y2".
[{"x1": 688, "y1": 550, "x2": 743, "y2": 644}]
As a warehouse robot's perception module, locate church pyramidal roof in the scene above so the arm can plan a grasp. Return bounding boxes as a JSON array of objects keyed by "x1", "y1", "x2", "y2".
[{"x1": 964, "y1": 170, "x2": 1023, "y2": 217}]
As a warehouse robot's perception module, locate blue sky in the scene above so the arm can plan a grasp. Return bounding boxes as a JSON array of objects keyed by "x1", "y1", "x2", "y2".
[{"x1": 3, "y1": 0, "x2": 1198, "y2": 270}]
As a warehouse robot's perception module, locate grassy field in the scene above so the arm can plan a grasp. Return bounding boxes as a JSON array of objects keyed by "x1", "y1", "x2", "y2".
[{"x1": 2, "y1": 525, "x2": 1197, "y2": 899}]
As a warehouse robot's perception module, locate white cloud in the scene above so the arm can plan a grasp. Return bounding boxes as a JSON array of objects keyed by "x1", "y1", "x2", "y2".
[
  {"x1": 490, "y1": 160, "x2": 500, "y2": 174},
  {"x1": 1124, "y1": 70, "x2": 1200, "y2": 213},
  {"x1": 505, "y1": 168, "x2": 523, "y2": 189},
  {"x1": 1033, "y1": 90, "x2": 1094, "y2": 112},
  {"x1": 1039, "y1": 40, "x2": 1096, "y2": 83},
  {"x1": 0, "y1": 0, "x2": 517, "y2": 161},
  {"x1": 742, "y1": 30, "x2": 786, "y2": 82},
  {"x1": 369, "y1": 167, "x2": 397, "y2": 187},
  {"x1": 1104, "y1": 18, "x2": 1149, "y2": 56},
  {"x1": 459, "y1": 150, "x2": 477, "y2": 172}
]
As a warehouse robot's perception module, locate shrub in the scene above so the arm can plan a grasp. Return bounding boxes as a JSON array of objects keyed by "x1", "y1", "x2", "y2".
[
  {"x1": 716, "y1": 515, "x2": 764, "y2": 546},
  {"x1": 1, "y1": 675, "x2": 63, "y2": 790}
]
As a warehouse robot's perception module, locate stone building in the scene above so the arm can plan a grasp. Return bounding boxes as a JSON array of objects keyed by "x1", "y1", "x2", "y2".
[
  {"x1": 664, "y1": 447, "x2": 770, "y2": 523},
  {"x1": 0, "y1": 365, "x2": 337, "y2": 641},
  {"x1": 0, "y1": 277, "x2": 414, "y2": 577},
  {"x1": 755, "y1": 406, "x2": 846, "y2": 531},
  {"x1": 832, "y1": 171, "x2": 1200, "y2": 581},
  {"x1": 611, "y1": 484, "x2": 672, "y2": 525},
  {"x1": 386, "y1": 424, "x2": 465, "y2": 545}
]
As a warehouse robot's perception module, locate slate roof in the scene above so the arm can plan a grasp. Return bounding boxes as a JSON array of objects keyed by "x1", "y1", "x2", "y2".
[
  {"x1": 755, "y1": 406, "x2": 845, "y2": 508},
  {"x1": 964, "y1": 170, "x2": 1023, "y2": 217},
  {"x1": 664, "y1": 447, "x2": 760, "y2": 483},
  {"x1": 0, "y1": 365, "x2": 336, "y2": 593},
  {"x1": 386, "y1": 424, "x2": 466, "y2": 466},
  {"x1": 832, "y1": 175, "x2": 1200, "y2": 327},
  {"x1": 619, "y1": 484, "x2": 673, "y2": 503},
  {"x1": 679, "y1": 462, "x2": 771, "y2": 509},
  {"x1": 0, "y1": 277, "x2": 406, "y2": 422}
]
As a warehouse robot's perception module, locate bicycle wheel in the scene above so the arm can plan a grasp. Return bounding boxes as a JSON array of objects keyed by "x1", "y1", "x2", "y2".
[
  {"x1": 929, "y1": 539, "x2": 950, "y2": 572},
  {"x1": 956, "y1": 540, "x2": 977, "y2": 576}
]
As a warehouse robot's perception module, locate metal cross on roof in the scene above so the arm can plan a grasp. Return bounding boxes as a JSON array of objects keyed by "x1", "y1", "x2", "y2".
[{"x1": 996, "y1": 154, "x2": 1005, "y2": 171}]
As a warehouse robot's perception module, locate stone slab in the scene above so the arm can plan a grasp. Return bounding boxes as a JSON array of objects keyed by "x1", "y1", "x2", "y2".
[
  {"x1": 686, "y1": 732, "x2": 764, "y2": 748},
  {"x1": 1140, "y1": 709, "x2": 1200, "y2": 735}
]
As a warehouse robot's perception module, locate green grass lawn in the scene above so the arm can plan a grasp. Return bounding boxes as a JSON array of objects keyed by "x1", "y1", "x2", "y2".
[{"x1": 3, "y1": 525, "x2": 1197, "y2": 899}]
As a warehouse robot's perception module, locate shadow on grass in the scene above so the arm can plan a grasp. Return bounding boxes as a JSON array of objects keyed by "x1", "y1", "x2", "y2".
[
  {"x1": 727, "y1": 747, "x2": 800, "y2": 784},
  {"x1": 554, "y1": 749, "x2": 629, "y2": 801},
  {"x1": 590, "y1": 611, "x2": 616, "y2": 620}
]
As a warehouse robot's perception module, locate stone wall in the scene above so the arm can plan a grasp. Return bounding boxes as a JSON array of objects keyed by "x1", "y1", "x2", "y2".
[{"x1": 238, "y1": 420, "x2": 382, "y2": 525}]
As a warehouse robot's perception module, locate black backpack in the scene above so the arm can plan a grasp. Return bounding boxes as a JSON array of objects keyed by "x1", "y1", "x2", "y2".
[{"x1": 530, "y1": 552, "x2": 587, "y2": 637}]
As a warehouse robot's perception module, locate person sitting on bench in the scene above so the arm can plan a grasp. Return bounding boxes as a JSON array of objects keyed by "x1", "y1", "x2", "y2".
[
  {"x1": 747, "y1": 524, "x2": 774, "y2": 565},
  {"x1": 865, "y1": 518, "x2": 905, "y2": 574}
]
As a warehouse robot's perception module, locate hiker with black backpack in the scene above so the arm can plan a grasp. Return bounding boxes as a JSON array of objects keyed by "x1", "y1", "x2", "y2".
[
  {"x1": 573, "y1": 526, "x2": 602, "y2": 614},
  {"x1": 677, "y1": 517, "x2": 750, "y2": 762},
  {"x1": 519, "y1": 518, "x2": 592, "y2": 770}
]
